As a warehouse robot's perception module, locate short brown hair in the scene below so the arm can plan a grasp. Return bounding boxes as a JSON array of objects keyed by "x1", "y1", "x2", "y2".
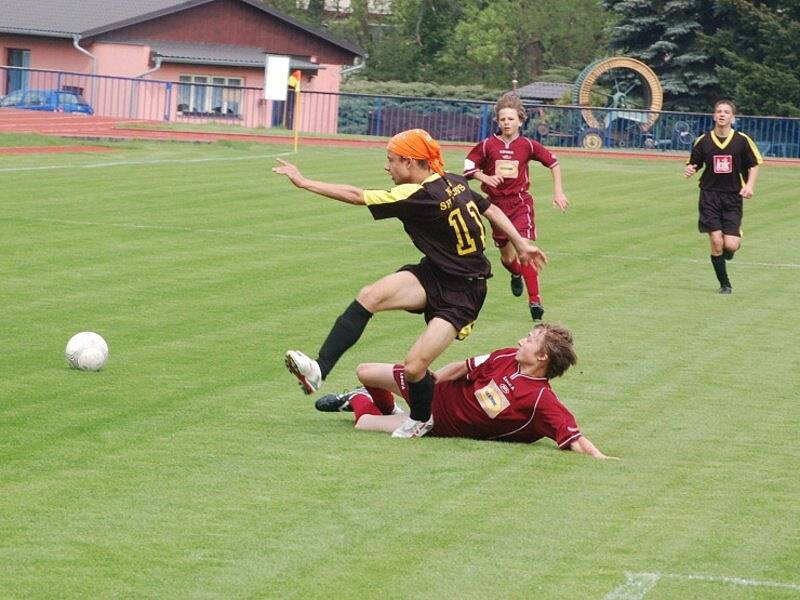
[
  {"x1": 536, "y1": 323, "x2": 577, "y2": 379},
  {"x1": 495, "y1": 93, "x2": 526, "y2": 122},
  {"x1": 714, "y1": 99, "x2": 737, "y2": 114}
]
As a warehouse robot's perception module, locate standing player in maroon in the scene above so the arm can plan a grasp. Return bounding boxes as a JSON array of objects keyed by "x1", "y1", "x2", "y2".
[
  {"x1": 465, "y1": 93, "x2": 569, "y2": 321},
  {"x1": 314, "y1": 322, "x2": 614, "y2": 458}
]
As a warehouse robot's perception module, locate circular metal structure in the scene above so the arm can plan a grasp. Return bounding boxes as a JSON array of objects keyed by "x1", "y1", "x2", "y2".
[{"x1": 573, "y1": 56, "x2": 663, "y2": 132}]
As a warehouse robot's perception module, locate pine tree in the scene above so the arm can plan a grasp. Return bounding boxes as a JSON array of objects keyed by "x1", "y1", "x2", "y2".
[{"x1": 602, "y1": 0, "x2": 720, "y2": 110}]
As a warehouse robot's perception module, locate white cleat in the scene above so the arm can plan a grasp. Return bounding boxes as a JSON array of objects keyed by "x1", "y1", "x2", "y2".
[
  {"x1": 285, "y1": 350, "x2": 322, "y2": 395},
  {"x1": 391, "y1": 416, "x2": 434, "y2": 438}
]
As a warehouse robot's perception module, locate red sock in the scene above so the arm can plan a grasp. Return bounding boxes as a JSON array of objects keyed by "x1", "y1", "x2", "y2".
[
  {"x1": 521, "y1": 262, "x2": 541, "y2": 303},
  {"x1": 350, "y1": 392, "x2": 381, "y2": 424},
  {"x1": 365, "y1": 386, "x2": 396, "y2": 415},
  {"x1": 504, "y1": 259, "x2": 523, "y2": 277}
]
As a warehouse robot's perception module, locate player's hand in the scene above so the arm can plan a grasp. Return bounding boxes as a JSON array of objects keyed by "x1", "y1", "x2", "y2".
[
  {"x1": 272, "y1": 158, "x2": 306, "y2": 187},
  {"x1": 683, "y1": 164, "x2": 697, "y2": 178},
  {"x1": 517, "y1": 245, "x2": 548, "y2": 270},
  {"x1": 740, "y1": 185, "x2": 754, "y2": 199},
  {"x1": 481, "y1": 174, "x2": 505, "y2": 188},
  {"x1": 552, "y1": 192, "x2": 569, "y2": 213}
]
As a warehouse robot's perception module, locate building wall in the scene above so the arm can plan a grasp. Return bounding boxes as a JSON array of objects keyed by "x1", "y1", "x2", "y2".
[
  {"x1": 97, "y1": 0, "x2": 356, "y2": 65},
  {"x1": 0, "y1": 35, "x2": 91, "y2": 73}
]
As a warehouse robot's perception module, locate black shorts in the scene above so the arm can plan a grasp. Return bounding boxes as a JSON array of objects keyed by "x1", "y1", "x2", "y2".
[
  {"x1": 399, "y1": 259, "x2": 487, "y2": 340},
  {"x1": 698, "y1": 190, "x2": 742, "y2": 236}
]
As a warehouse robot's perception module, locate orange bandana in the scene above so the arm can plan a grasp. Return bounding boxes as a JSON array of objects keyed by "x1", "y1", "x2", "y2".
[{"x1": 387, "y1": 129, "x2": 445, "y2": 176}]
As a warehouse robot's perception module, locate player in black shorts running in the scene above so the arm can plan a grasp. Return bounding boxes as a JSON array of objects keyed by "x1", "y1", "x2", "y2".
[
  {"x1": 684, "y1": 99, "x2": 763, "y2": 294},
  {"x1": 273, "y1": 129, "x2": 547, "y2": 437}
]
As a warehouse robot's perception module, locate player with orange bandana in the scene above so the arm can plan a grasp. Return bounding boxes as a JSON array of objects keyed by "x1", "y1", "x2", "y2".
[{"x1": 273, "y1": 129, "x2": 547, "y2": 437}]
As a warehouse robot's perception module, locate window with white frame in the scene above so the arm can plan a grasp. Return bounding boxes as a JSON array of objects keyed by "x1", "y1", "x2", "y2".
[{"x1": 178, "y1": 75, "x2": 243, "y2": 116}]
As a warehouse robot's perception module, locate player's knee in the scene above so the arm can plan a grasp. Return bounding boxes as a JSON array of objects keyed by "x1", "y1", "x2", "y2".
[
  {"x1": 355, "y1": 284, "x2": 379, "y2": 311},
  {"x1": 403, "y1": 358, "x2": 430, "y2": 382},
  {"x1": 355, "y1": 363, "x2": 371, "y2": 384}
]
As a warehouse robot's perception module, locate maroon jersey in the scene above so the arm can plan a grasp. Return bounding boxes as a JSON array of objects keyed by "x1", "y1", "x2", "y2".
[
  {"x1": 393, "y1": 349, "x2": 582, "y2": 447},
  {"x1": 364, "y1": 173, "x2": 492, "y2": 279},
  {"x1": 464, "y1": 134, "x2": 558, "y2": 199}
]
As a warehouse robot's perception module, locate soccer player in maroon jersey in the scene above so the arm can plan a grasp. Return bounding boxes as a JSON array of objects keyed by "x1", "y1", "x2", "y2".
[
  {"x1": 314, "y1": 322, "x2": 613, "y2": 457},
  {"x1": 465, "y1": 93, "x2": 569, "y2": 321},
  {"x1": 273, "y1": 129, "x2": 547, "y2": 438},
  {"x1": 684, "y1": 99, "x2": 763, "y2": 294}
]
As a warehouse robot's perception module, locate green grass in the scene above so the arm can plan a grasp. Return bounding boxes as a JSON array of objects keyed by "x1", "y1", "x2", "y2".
[{"x1": 1, "y1": 135, "x2": 799, "y2": 598}]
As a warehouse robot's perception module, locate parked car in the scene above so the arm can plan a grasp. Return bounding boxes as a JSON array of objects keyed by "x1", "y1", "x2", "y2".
[{"x1": 0, "y1": 89, "x2": 93, "y2": 115}]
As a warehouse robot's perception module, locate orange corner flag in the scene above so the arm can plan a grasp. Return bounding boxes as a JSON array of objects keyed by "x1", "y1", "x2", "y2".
[{"x1": 288, "y1": 70, "x2": 301, "y2": 90}]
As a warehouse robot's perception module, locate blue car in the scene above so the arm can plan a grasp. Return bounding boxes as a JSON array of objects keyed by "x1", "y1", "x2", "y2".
[{"x1": 0, "y1": 89, "x2": 94, "y2": 115}]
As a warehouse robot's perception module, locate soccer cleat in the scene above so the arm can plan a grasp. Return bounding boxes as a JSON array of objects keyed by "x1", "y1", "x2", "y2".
[
  {"x1": 285, "y1": 350, "x2": 322, "y2": 395},
  {"x1": 718, "y1": 285, "x2": 733, "y2": 294},
  {"x1": 314, "y1": 388, "x2": 365, "y2": 412},
  {"x1": 510, "y1": 274, "x2": 524, "y2": 297},
  {"x1": 391, "y1": 416, "x2": 434, "y2": 438},
  {"x1": 529, "y1": 302, "x2": 545, "y2": 321}
]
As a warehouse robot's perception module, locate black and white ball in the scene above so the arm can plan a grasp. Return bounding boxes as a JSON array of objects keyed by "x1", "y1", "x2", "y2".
[{"x1": 65, "y1": 332, "x2": 109, "y2": 371}]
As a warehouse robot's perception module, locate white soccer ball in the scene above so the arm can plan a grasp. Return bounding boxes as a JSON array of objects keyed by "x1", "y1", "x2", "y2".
[{"x1": 65, "y1": 331, "x2": 109, "y2": 371}]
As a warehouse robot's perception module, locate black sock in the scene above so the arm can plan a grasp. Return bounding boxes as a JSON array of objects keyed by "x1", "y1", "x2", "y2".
[
  {"x1": 316, "y1": 300, "x2": 373, "y2": 379},
  {"x1": 408, "y1": 372, "x2": 434, "y2": 421},
  {"x1": 722, "y1": 249, "x2": 734, "y2": 261},
  {"x1": 710, "y1": 254, "x2": 730, "y2": 287}
]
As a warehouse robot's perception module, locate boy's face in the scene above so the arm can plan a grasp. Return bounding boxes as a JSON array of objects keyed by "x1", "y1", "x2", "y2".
[
  {"x1": 497, "y1": 107, "x2": 523, "y2": 137},
  {"x1": 713, "y1": 103, "x2": 734, "y2": 128},
  {"x1": 384, "y1": 151, "x2": 412, "y2": 184},
  {"x1": 516, "y1": 327, "x2": 546, "y2": 365}
]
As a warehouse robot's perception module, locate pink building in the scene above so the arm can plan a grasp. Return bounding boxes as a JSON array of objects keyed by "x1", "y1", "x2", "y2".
[{"x1": 0, "y1": 0, "x2": 364, "y2": 131}]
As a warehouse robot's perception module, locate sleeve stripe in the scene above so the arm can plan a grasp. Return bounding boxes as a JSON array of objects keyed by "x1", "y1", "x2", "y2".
[
  {"x1": 558, "y1": 432, "x2": 582, "y2": 448},
  {"x1": 363, "y1": 183, "x2": 423, "y2": 206},
  {"x1": 740, "y1": 132, "x2": 764, "y2": 164}
]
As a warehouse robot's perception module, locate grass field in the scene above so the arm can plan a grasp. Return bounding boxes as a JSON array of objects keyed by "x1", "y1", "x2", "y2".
[{"x1": 1, "y1": 134, "x2": 799, "y2": 599}]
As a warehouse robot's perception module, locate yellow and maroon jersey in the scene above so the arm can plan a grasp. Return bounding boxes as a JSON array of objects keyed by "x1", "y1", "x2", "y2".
[
  {"x1": 688, "y1": 129, "x2": 763, "y2": 192},
  {"x1": 364, "y1": 172, "x2": 492, "y2": 279},
  {"x1": 428, "y1": 348, "x2": 581, "y2": 446},
  {"x1": 464, "y1": 134, "x2": 558, "y2": 199}
]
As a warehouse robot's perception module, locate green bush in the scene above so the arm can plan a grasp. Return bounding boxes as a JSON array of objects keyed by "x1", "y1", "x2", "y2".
[{"x1": 340, "y1": 79, "x2": 506, "y2": 101}]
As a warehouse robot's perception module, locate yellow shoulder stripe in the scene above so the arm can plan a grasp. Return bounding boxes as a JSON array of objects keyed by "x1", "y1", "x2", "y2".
[
  {"x1": 363, "y1": 183, "x2": 423, "y2": 206},
  {"x1": 739, "y1": 132, "x2": 764, "y2": 164}
]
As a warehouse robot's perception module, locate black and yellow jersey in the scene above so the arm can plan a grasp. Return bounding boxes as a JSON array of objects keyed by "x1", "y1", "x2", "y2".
[
  {"x1": 687, "y1": 129, "x2": 763, "y2": 192},
  {"x1": 364, "y1": 172, "x2": 492, "y2": 279}
]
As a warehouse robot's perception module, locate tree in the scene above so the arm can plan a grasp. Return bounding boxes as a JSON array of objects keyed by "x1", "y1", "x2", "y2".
[
  {"x1": 436, "y1": 0, "x2": 611, "y2": 88},
  {"x1": 703, "y1": 0, "x2": 800, "y2": 116},
  {"x1": 602, "y1": 0, "x2": 720, "y2": 111}
]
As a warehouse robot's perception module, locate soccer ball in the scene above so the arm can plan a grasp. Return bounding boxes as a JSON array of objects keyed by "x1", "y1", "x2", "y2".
[{"x1": 65, "y1": 331, "x2": 109, "y2": 371}]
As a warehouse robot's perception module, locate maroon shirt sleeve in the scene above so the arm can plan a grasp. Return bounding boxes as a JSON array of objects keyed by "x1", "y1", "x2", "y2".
[
  {"x1": 464, "y1": 140, "x2": 486, "y2": 177},
  {"x1": 527, "y1": 138, "x2": 558, "y2": 169},
  {"x1": 536, "y1": 389, "x2": 582, "y2": 448}
]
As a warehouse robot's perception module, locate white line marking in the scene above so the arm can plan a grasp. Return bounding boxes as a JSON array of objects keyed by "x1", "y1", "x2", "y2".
[
  {"x1": 555, "y1": 250, "x2": 800, "y2": 270},
  {"x1": 604, "y1": 572, "x2": 800, "y2": 599},
  {"x1": 604, "y1": 573, "x2": 661, "y2": 600},
  {"x1": 3, "y1": 216, "x2": 800, "y2": 269},
  {"x1": 0, "y1": 150, "x2": 294, "y2": 173}
]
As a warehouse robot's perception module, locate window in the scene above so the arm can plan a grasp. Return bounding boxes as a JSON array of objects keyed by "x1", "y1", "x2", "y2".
[
  {"x1": 6, "y1": 48, "x2": 30, "y2": 93},
  {"x1": 178, "y1": 75, "x2": 243, "y2": 116}
]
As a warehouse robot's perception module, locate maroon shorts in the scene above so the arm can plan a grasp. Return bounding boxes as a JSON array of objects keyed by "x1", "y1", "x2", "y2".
[
  {"x1": 399, "y1": 259, "x2": 487, "y2": 340},
  {"x1": 490, "y1": 193, "x2": 536, "y2": 246}
]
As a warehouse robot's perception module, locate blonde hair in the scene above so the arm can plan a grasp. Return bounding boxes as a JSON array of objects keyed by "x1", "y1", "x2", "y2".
[{"x1": 495, "y1": 93, "x2": 526, "y2": 122}]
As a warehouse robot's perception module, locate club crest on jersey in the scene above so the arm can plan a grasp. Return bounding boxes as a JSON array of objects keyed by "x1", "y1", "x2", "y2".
[
  {"x1": 714, "y1": 155, "x2": 733, "y2": 173},
  {"x1": 474, "y1": 379, "x2": 511, "y2": 419}
]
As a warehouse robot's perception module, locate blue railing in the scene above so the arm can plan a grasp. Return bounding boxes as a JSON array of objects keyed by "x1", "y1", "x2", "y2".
[{"x1": 2, "y1": 66, "x2": 798, "y2": 158}]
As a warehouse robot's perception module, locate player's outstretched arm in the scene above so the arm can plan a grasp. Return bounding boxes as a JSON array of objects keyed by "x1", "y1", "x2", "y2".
[
  {"x1": 569, "y1": 436, "x2": 618, "y2": 460},
  {"x1": 273, "y1": 158, "x2": 366, "y2": 205},
  {"x1": 482, "y1": 204, "x2": 547, "y2": 269},
  {"x1": 550, "y1": 164, "x2": 569, "y2": 212}
]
